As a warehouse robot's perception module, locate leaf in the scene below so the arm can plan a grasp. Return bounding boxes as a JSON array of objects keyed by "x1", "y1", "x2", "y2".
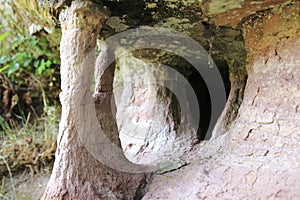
[
  {"x1": 36, "y1": 64, "x2": 45, "y2": 75},
  {"x1": 12, "y1": 52, "x2": 30, "y2": 62},
  {"x1": 0, "y1": 55, "x2": 10, "y2": 64},
  {"x1": 29, "y1": 38, "x2": 39, "y2": 46},
  {"x1": 23, "y1": 58, "x2": 32, "y2": 67},
  {"x1": 8, "y1": 63, "x2": 20, "y2": 77},
  {"x1": 0, "y1": 32, "x2": 9, "y2": 41},
  {"x1": 45, "y1": 49, "x2": 52, "y2": 57},
  {"x1": 40, "y1": 59, "x2": 45, "y2": 68},
  {"x1": 52, "y1": 59, "x2": 58, "y2": 64},
  {"x1": 33, "y1": 60, "x2": 40, "y2": 68},
  {"x1": 36, "y1": 59, "x2": 45, "y2": 75},
  {"x1": 45, "y1": 60, "x2": 52, "y2": 68},
  {"x1": 12, "y1": 36, "x2": 26, "y2": 49},
  {"x1": 0, "y1": 65, "x2": 9, "y2": 73}
]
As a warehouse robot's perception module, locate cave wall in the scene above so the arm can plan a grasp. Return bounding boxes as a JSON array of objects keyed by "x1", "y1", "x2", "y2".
[
  {"x1": 42, "y1": 0, "x2": 299, "y2": 199},
  {"x1": 143, "y1": 1, "x2": 300, "y2": 199},
  {"x1": 226, "y1": 2, "x2": 300, "y2": 148},
  {"x1": 102, "y1": 0, "x2": 249, "y2": 144},
  {"x1": 114, "y1": 50, "x2": 194, "y2": 165}
]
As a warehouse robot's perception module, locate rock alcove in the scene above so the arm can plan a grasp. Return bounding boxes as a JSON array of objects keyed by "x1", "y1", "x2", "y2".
[
  {"x1": 113, "y1": 42, "x2": 235, "y2": 165},
  {"x1": 42, "y1": 1, "x2": 299, "y2": 199}
]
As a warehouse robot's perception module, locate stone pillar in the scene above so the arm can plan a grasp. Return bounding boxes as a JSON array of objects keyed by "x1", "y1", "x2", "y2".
[{"x1": 42, "y1": 2, "x2": 146, "y2": 199}]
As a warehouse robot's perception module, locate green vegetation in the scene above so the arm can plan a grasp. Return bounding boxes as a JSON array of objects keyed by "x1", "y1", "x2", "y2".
[
  {"x1": 0, "y1": 35, "x2": 59, "y2": 77},
  {"x1": 0, "y1": 0, "x2": 61, "y2": 197}
]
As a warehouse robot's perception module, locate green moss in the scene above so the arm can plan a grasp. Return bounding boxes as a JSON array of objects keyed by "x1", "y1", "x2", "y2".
[
  {"x1": 182, "y1": 0, "x2": 195, "y2": 6},
  {"x1": 160, "y1": 17, "x2": 196, "y2": 33},
  {"x1": 209, "y1": 0, "x2": 244, "y2": 15},
  {"x1": 106, "y1": 17, "x2": 129, "y2": 32}
]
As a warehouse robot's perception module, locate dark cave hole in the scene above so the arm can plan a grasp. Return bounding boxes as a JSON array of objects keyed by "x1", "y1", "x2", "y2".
[
  {"x1": 188, "y1": 58, "x2": 231, "y2": 140},
  {"x1": 157, "y1": 54, "x2": 231, "y2": 141},
  {"x1": 113, "y1": 49, "x2": 233, "y2": 163}
]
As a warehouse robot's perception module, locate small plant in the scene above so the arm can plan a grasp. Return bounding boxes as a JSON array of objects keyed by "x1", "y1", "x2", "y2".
[
  {"x1": 0, "y1": 2, "x2": 60, "y2": 198},
  {"x1": 0, "y1": 35, "x2": 59, "y2": 78},
  {"x1": 0, "y1": 80, "x2": 59, "y2": 175},
  {"x1": 0, "y1": 22, "x2": 60, "y2": 192},
  {"x1": 0, "y1": 25, "x2": 9, "y2": 43},
  {"x1": 0, "y1": 104, "x2": 58, "y2": 189},
  {"x1": 0, "y1": 24, "x2": 61, "y2": 127}
]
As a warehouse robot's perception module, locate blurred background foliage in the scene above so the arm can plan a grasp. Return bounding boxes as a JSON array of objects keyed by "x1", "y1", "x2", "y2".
[{"x1": 0, "y1": 0, "x2": 61, "y2": 186}]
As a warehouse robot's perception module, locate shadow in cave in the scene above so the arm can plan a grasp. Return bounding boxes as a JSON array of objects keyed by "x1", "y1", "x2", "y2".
[
  {"x1": 189, "y1": 58, "x2": 231, "y2": 140},
  {"x1": 113, "y1": 49, "x2": 231, "y2": 165},
  {"x1": 165, "y1": 55, "x2": 231, "y2": 141}
]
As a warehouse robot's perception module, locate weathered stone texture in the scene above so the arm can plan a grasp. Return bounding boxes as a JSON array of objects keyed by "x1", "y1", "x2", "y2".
[
  {"x1": 143, "y1": 32, "x2": 300, "y2": 200},
  {"x1": 42, "y1": 2, "x2": 146, "y2": 199},
  {"x1": 143, "y1": 1, "x2": 300, "y2": 199},
  {"x1": 201, "y1": 0, "x2": 296, "y2": 27}
]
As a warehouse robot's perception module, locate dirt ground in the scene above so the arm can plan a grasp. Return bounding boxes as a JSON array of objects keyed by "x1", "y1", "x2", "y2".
[{"x1": 1, "y1": 171, "x2": 50, "y2": 200}]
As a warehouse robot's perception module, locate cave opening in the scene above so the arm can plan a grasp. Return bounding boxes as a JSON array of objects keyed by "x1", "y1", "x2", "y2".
[
  {"x1": 113, "y1": 47, "x2": 233, "y2": 164},
  {"x1": 103, "y1": 10, "x2": 248, "y2": 164},
  {"x1": 188, "y1": 57, "x2": 231, "y2": 140},
  {"x1": 100, "y1": 0, "x2": 248, "y2": 151}
]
